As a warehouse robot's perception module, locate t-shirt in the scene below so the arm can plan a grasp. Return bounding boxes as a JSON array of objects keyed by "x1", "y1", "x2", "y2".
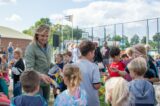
[
  {"x1": 108, "y1": 61, "x2": 125, "y2": 77},
  {"x1": 7, "y1": 46, "x2": 13, "y2": 54},
  {"x1": 101, "y1": 46, "x2": 110, "y2": 59},
  {"x1": 11, "y1": 94, "x2": 47, "y2": 106},
  {"x1": 76, "y1": 59, "x2": 101, "y2": 106},
  {"x1": 54, "y1": 87, "x2": 87, "y2": 106}
]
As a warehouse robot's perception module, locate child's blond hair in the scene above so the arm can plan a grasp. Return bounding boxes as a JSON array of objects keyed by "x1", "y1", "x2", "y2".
[
  {"x1": 63, "y1": 64, "x2": 82, "y2": 88},
  {"x1": 155, "y1": 85, "x2": 160, "y2": 104},
  {"x1": 126, "y1": 47, "x2": 134, "y2": 58},
  {"x1": 14, "y1": 48, "x2": 23, "y2": 58},
  {"x1": 105, "y1": 77, "x2": 132, "y2": 106},
  {"x1": 128, "y1": 57, "x2": 147, "y2": 76},
  {"x1": 132, "y1": 44, "x2": 147, "y2": 59}
]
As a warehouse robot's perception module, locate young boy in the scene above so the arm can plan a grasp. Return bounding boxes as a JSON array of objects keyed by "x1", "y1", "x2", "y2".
[
  {"x1": 63, "y1": 51, "x2": 73, "y2": 64},
  {"x1": 108, "y1": 46, "x2": 126, "y2": 77},
  {"x1": 128, "y1": 57, "x2": 155, "y2": 106},
  {"x1": 11, "y1": 70, "x2": 47, "y2": 106},
  {"x1": 76, "y1": 40, "x2": 101, "y2": 106}
]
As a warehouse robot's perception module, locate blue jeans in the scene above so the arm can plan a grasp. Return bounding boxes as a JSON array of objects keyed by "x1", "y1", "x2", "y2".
[{"x1": 13, "y1": 81, "x2": 22, "y2": 97}]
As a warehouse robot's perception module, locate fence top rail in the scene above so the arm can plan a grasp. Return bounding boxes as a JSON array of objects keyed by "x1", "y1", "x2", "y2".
[{"x1": 81, "y1": 17, "x2": 160, "y2": 29}]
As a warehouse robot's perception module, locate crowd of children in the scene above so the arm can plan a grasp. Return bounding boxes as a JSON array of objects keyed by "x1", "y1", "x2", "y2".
[{"x1": 1, "y1": 40, "x2": 160, "y2": 106}]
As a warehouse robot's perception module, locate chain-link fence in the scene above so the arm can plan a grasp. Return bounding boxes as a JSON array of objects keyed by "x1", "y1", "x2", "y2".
[{"x1": 81, "y1": 17, "x2": 160, "y2": 52}]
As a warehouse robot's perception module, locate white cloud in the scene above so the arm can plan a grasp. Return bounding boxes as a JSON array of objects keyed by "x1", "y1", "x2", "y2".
[
  {"x1": 49, "y1": 14, "x2": 63, "y2": 22},
  {"x1": 72, "y1": 0, "x2": 91, "y2": 3},
  {"x1": 0, "y1": 0, "x2": 16, "y2": 4},
  {"x1": 5, "y1": 14, "x2": 22, "y2": 22},
  {"x1": 49, "y1": 0, "x2": 160, "y2": 39},
  {"x1": 64, "y1": 0, "x2": 160, "y2": 28}
]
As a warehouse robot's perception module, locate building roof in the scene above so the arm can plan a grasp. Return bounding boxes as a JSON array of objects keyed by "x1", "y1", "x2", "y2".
[{"x1": 0, "y1": 26, "x2": 33, "y2": 40}]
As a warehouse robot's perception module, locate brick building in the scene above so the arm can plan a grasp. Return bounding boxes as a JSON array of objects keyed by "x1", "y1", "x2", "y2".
[{"x1": 0, "y1": 26, "x2": 33, "y2": 54}]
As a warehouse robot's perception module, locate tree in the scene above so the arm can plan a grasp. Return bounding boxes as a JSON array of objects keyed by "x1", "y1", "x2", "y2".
[
  {"x1": 23, "y1": 17, "x2": 83, "y2": 44},
  {"x1": 73, "y1": 27, "x2": 83, "y2": 40},
  {"x1": 23, "y1": 18, "x2": 52, "y2": 36},
  {"x1": 141, "y1": 36, "x2": 146, "y2": 44},
  {"x1": 153, "y1": 32, "x2": 160, "y2": 42},
  {"x1": 153, "y1": 32, "x2": 160, "y2": 51},
  {"x1": 112, "y1": 35, "x2": 121, "y2": 41},
  {"x1": 123, "y1": 35, "x2": 130, "y2": 47},
  {"x1": 35, "y1": 18, "x2": 52, "y2": 27},
  {"x1": 149, "y1": 40, "x2": 157, "y2": 49},
  {"x1": 130, "y1": 34, "x2": 140, "y2": 45}
]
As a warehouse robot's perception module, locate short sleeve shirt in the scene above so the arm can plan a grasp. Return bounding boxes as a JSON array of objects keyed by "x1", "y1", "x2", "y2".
[
  {"x1": 108, "y1": 61, "x2": 125, "y2": 77},
  {"x1": 76, "y1": 59, "x2": 101, "y2": 106}
]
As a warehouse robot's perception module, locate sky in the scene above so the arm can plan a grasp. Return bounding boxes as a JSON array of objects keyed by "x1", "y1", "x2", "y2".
[{"x1": 0, "y1": 0, "x2": 160, "y2": 40}]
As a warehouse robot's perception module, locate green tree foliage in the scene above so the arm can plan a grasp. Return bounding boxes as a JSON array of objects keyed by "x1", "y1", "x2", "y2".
[
  {"x1": 73, "y1": 27, "x2": 83, "y2": 40},
  {"x1": 35, "y1": 18, "x2": 52, "y2": 27},
  {"x1": 123, "y1": 35, "x2": 130, "y2": 47},
  {"x1": 23, "y1": 18, "x2": 52, "y2": 36},
  {"x1": 130, "y1": 34, "x2": 140, "y2": 45},
  {"x1": 149, "y1": 40, "x2": 157, "y2": 49},
  {"x1": 23, "y1": 18, "x2": 83, "y2": 45},
  {"x1": 141, "y1": 36, "x2": 146, "y2": 44},
  {"x1": 112, "y1": 35, "x2": 121, "y2": 41},
  {"x1": 153, "y1": 32, "x2": 160, "y2": 42},
  {"x1": 152, "y1": 32, "x2": 160, "y2": 49}
]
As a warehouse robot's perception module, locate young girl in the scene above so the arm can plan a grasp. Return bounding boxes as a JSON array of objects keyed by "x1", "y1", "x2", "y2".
[
  {"x1": 10, "y1": 48, "x2": 25, "y2": 97},
  {"x1": 54, "y1": 64, "x2": 87, "y2": 106},
  {"x1": 105, "y1": 77, "x2": 133, "y2": 106},
  {"x1": 155, "y1": 85, "x2": 160, "y2": 106},
  {"x1": 1, "y1": 55, "x2": 9, "y2": 85}
]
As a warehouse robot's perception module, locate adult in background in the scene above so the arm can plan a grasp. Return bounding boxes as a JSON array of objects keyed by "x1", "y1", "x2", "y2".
[
  {"x1": 101, "y1": 42, "x2": 110, "y2": 67},
  {"x1": 7, "y1": 42, "x2": 14, "y2": 63},
  {"x1": 94, "y1": 42, "x2": 103, "y2": 63},
  {"x1": 25, "y1": 25, "x2": 52, "y2": 102},
  {"x1": 72, "y1": 44, "x2": 81, "y2": 63}
]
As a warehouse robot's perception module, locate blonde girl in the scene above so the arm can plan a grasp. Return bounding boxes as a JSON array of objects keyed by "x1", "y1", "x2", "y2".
[
  {"x1": 11, "y1": 48, "x2": 25, "y2": 97},
  {"x1": 54, "y1": 64, "x2": 87, "y2": 106},
  {"x1": 105, "y1": 77, "x2": 133, "y2": 106}
]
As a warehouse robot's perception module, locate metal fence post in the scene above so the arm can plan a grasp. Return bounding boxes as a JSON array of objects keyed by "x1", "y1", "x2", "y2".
[
  {"x1": 91, "y1": 27, "x2": 94, "y2": 41},
  {"x1": 157, "y1": 18, "x2": 160, "y2": 53},
  {"x1": 104, "y1": 27, "x2": 106, "y2": 42},
  {"x1": 146, "y1": 19, "x2": 149, "y2": 44}
]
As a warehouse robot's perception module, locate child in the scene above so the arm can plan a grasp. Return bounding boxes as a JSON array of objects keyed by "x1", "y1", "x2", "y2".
[
  {"x1": 155, "y1": 86, "x2": 160, "y2": 106},
  {"x1": 76, "y1": 40, "x2": 101, "y2": 106},
  {"x1": 10, "y1": 48, "x2": 25, "y2": 97},
  {"x1": 11, "y1": 70, "x2": 47, "y2": 106},
  {"x1": 121, "y1": 54, "x2": 129, "y2": 66},
  {"x1": 51, "y1": 54, "x2": 66, "y2": 98},
  {"x1": 108, "y1": 46, "x2": 126, "y2": 77},
  {"x1": 128, "y1": 57, "x2": 155, "y2": 106},
  {"x1": 0, "y1": 92, "x2": 10, "y2": 105},
  {"x1": 125, "y1": 47, "x2": 134, "y2": 59},
  {"x1": 54, "y1": 64, "x2": 87, "y2": 106},
  {"x1": 105, "y1": 77, "x2": 133, "y2": 106},
  {"x1": 0, "y1": 55, "x2": 9, "y2": 85},
  {"x1": 55, "y1": 54, "x2": 64, "y2": 70},
  {"x1": 63, "y1": 51, "x2": 73, "y2": 64},
  {"x1": 0, "y1": 55, "x2": 9, "y2": 97}
]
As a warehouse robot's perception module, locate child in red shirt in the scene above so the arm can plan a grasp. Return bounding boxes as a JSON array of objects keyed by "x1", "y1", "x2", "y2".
[{"x1": 108, "y1": 46, "x2": 126, "y2": 77}]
